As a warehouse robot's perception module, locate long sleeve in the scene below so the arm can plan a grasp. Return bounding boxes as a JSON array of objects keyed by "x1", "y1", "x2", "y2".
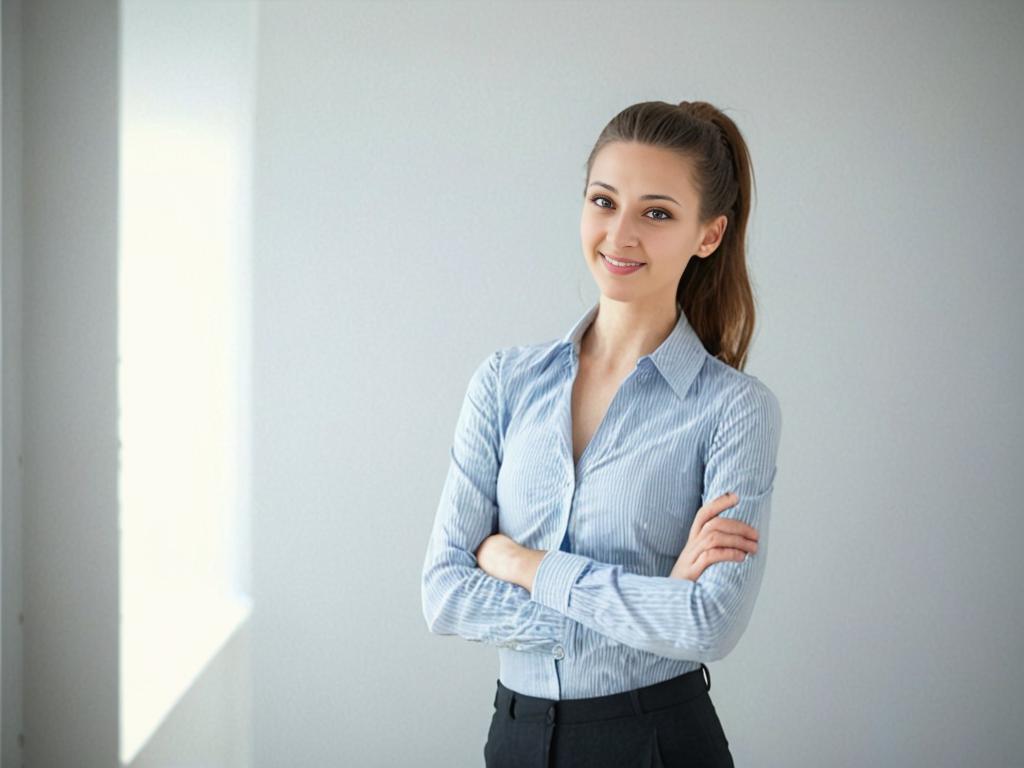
[
  {"x1": 528, "y1": 378, "x2": 782, "y2": 663},
  {"x1": 421, "y1": 350, "x2": 573, "y2": 655}
]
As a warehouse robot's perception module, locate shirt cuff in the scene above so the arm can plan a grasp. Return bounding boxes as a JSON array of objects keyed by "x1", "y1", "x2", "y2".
[{"x1": 530, "y1": 550, "x2": 590, "y2": 613}]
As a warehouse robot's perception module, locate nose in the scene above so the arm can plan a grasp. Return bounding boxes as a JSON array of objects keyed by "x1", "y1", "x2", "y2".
[{"x1": 605, "y1": 210, "x2": 639, "y2": 251}]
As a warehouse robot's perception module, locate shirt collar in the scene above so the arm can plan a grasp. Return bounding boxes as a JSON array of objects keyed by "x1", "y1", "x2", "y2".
[{"x1": 561, "y1": 301, "x2": 709, "y2": 402}]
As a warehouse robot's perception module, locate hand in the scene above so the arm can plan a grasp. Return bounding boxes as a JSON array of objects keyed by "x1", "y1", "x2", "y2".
[
  {"x1": 475, "y1": 533, "x2": 547, "y2": 592},
  {"x1": 669, "y1": 492, "x2": 759, "y2": 581}
]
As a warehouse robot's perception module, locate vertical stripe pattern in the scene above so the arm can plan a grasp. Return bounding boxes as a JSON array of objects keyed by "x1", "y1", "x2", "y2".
[{"x1": 421, "y1": 302, "x2": 782, "y2": 700}]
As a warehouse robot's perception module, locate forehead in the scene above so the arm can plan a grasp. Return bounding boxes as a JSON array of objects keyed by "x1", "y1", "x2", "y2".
[{"x1": 590, "y1": 142, "x2": 697, "y2": 200}]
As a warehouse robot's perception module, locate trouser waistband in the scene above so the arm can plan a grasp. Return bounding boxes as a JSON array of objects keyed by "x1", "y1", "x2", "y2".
[{"x1": 494, "y1": 664, "x2": 712, "y2": 725}]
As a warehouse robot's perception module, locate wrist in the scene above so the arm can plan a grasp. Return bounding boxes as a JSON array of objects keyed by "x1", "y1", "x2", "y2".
[{"x1": 516, "y1": 548, "x2": 548, "y2": 593}]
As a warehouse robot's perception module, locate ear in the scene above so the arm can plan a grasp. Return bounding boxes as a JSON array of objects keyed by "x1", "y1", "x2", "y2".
[{"x1": 696, "y1": 214, "x2": 728, "y2": 257}]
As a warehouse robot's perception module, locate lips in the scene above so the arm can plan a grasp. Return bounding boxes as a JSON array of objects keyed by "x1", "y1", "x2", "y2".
[{"x1": 600, "y1": 251, "x2": 646, "y2": 266}]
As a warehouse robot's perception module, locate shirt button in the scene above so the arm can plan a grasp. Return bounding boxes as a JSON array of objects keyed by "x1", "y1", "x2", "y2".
[
  {"x1": 553, "y1": 645, "x2": 565, "y2": 659},
  {"x1": 564, "y1": 478, "x2": 573, "y2": 489}
]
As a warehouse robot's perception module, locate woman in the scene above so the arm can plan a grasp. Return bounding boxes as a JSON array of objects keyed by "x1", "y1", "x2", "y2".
[{"x1": 421, "y1": 100, "x2": 782, "y2": 767}]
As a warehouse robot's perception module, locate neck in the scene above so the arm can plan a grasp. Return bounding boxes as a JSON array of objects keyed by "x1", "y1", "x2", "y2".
[{"x1": 581, "y1": 297, "x2": 678, "y2": 368}]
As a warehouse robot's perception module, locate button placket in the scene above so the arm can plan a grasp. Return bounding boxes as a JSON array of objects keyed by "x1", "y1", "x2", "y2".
[{"x1": 557, "y1": 466, "x2": 575, "y2": 555}]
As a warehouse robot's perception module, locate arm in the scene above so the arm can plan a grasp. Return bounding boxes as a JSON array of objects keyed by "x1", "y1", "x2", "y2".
[
  {"x1": 421, "y1": 350, "x2": 573, "y2": 655},
  {"x1": 527, "y1": 378, "x2": 782, "y2": 663}
]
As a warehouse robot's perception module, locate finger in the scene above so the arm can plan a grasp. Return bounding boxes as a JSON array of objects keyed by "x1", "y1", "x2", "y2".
[
  {"x1": 700, "y1": 492, "x2": 737, "y2": 516},
  {"x1": 706, "y1": 516, "x2": 759, "y2": 541},
  {"x1": 695, "y1": 492, "x2": 739, "y2": 528},
  {"x1": 697, "y1": 547, "x2": 749, "y2": 566},
  {"x1": 701, "y1": 530, "x2": 759, "y2": 554}
]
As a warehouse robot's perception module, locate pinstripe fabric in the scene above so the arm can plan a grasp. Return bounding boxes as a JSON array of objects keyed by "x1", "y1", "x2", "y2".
[{"x1": 421, "y1": 301, "x2": 782, "y2": 700}]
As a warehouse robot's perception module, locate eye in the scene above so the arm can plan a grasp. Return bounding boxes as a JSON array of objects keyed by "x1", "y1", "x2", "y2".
[{"x1": 589, "y1": 195, "x2": 672, "y2": 221}]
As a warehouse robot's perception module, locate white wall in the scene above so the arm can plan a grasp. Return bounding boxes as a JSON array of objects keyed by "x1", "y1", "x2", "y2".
[
  {"x1": 119, "y1": 1, "x2": 256, "y2": 763},
  {"x1": 250, "y1": 1, "x2": 1024, "y2": 766},
  {"x1": 2, "y1": 1, "x2": 256, "y2": 766},
  {"x1": 129, "y1": 622, "x2": 252, "y2": 768}
]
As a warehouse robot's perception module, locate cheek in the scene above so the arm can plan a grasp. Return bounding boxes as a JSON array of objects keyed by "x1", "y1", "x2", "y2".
[
  {"x1": 646, "y1": 241, "x2": 688, "y2": 273},
  {"x1": 579, "y1": 217, "x2": 597, "y2": 244},
  {"x1": 580, "y1": 208, "x2": 604, "y2": 236}
]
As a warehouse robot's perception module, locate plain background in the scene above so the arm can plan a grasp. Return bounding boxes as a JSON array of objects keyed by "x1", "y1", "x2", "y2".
[
  {"x1": 252, "y1": 1, "x2": 1022, "y2": 766},
  {"x1": 2, "y1": 0, "x2": 1022, "y2": 766}
]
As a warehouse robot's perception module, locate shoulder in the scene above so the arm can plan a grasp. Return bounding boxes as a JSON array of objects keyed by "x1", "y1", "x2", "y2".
[
  {"x1": 491, "y1": 337, "x2": 567, "y2": 385},
  {"x1": 462, "y1": 338, "x2": 566, "y2": 423},
  {"x1": 465, "y1": 336, "x2": 564, "y2": 399},
  {"x1": 701, "y1": 357, "x2": 782, "y2": 437}
]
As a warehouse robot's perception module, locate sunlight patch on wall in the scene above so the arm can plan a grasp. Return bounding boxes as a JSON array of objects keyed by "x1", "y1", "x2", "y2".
[{"x1": 118, "y1": 2, "x2": 255, "y2": 763}]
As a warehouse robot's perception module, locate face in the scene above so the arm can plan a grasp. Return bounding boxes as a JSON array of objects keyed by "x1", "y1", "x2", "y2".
[{"x1": 580, "y1": 141, "x2": 726, "y2": 306}]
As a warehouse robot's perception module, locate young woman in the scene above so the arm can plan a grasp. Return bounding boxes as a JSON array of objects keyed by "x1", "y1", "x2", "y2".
[{"x1": 422, "y1": 100, "x2": 782, "y2": 767}]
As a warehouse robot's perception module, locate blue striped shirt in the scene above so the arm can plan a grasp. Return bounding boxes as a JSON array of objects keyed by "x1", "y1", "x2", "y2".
[{"x1": 421, "y1": 301, "x2": 782, "y2": 700}]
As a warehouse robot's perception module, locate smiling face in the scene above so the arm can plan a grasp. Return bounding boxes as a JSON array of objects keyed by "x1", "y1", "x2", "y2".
[{"x1": 580, "y1": 141, "x2": 726, "y2": 306}]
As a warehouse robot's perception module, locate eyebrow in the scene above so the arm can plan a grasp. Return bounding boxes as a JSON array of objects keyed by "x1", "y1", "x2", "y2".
[{"x1": 587, "y1": 181, "x2": 681, "y2": 206}]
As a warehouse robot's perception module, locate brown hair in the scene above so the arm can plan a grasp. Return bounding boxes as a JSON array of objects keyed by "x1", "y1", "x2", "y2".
[{"x1": 582, "y1": 100, "x2": 759, "y2": 371}]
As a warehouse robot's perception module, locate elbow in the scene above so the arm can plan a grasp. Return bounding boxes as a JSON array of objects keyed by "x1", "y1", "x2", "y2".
[
  {"x1": 422, "y1": 600, "x2": 456, "y2": 637},
  {"x1": 697, "y1": 614, "x2": 746, "y2": 663},
  {"x1": 421, "y1": 564, "x2": 461, "y2": 637},
  {"x1": 663, "y1": 631, "x2": 731, "y2": 664},
  {"x1": 699, "y1": 637, "x2": 731, "y2": 664},
  {"x1": 668, "y1": 583, "x2": 745, "y2": 663},
  {"x1": 664, "y1": 637, "x2": 725, "y2": 664},
  {"x1": 423, "y1": 611, "x2": 446, "y2": 637},
  {"x1": 421, "y1": 547, "x2": 481, "y2": 636},
  {"x1": 421, "y1": 598, "x2": 439, "y2": 635},
  {"x1": 421, "y1": 581, "x2": 448, "y2": 636},
  {"x1": 422, "y1": 597, "x2": 448, "y2": 637},
  {"x1": 421, "y1": 571, "x2": 443, "y2": 635}
]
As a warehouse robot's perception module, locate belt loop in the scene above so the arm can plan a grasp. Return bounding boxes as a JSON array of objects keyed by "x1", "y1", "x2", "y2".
[
  {"x1": 700, "y1": 663, "x2": 711, "y2": 692},
  {"x1": 629, "y1": 688, "x2": 644, "y2": 717},
  {"x1": 508, "y1": 691, "x2": 517, "y2": 719}
]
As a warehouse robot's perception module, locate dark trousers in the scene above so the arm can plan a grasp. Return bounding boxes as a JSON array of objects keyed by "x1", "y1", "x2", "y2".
[{"x1": 483, "y1": 664, "x2": 734, "y2": 767}]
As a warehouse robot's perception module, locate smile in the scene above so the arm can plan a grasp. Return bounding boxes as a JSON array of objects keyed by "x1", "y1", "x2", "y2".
[
  {"x1": 601, "y1": 252, "x2": 644, "y2": 267},
  {"x1": 600, "y1": 252, "x2": 646, "y2": 274}
]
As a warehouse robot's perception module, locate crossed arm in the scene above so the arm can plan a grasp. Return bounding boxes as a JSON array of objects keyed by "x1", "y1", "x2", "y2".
[
  {"x1": 420, "y1": 349, "x2": 782, "y2": 662},
  {"x1": 420, "y1": 350, "x2": 573, "y2": 655}
]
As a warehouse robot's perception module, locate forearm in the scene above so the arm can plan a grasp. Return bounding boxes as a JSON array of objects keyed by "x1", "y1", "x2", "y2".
[
  {"x1": 527, "y1": 549, "x2": 765, "y2": 662},
  {"x1": 422, "y1": 543, "x2": 572, "y2": 654},
  {"x1": 490, "y1": 529, "x2": 748, "y2": 662}
]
